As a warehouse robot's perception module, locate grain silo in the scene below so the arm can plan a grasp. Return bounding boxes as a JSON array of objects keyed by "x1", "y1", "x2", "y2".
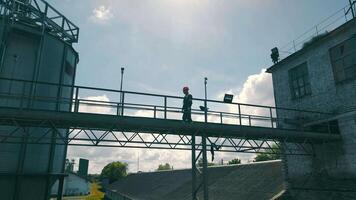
[{"x1": 0, "y1": 0, "x2": 79, "y2": 199}]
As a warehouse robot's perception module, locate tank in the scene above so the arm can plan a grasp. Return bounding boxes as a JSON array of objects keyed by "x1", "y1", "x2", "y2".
[
  {"x1": 0, "y1": 0, "x2": 79, "y2": 199},
  {"x1": 78, "y1": 158, "x2": 89, "y2": 178}
]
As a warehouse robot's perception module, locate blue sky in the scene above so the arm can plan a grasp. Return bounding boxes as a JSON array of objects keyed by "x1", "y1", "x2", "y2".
[
  {"x1": 53, "y1": 0, "x2": 347, "y2": 98},
  {"x1": 50, "y1": 0, "x2": 351, "y2": 173}
]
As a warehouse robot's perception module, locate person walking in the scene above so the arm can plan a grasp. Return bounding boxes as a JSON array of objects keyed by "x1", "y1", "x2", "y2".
[{"x1": 182, "y1": 86, "x2": 193, "y2": 122}]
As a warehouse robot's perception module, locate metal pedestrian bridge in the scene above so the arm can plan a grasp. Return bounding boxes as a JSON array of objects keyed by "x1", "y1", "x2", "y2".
[
  {"x1": 0, "y1": 77, "x2": 340, "y2": 155},
  {"x1": 0, "y1": 77, "x2": 341, "y2": 200}
]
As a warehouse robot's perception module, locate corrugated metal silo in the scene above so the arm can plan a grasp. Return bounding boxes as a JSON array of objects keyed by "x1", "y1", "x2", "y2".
[{"x1": 0, "y1": 0, "x2": 79, "y2": 199}]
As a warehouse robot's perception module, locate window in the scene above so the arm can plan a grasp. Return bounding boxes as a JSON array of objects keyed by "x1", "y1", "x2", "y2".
[
  {"x1": 65, "y1": 60, "x2": 75, "y2": 77},
  {"x1": 288, "y1": 62, "x2": 311, "y2": 99},
  {"x1": 309, "y1": 120, "x2": 339, "y2": 134},
  {"x1": 330, "y1": 36, "x2": 356, "y2": 83}
]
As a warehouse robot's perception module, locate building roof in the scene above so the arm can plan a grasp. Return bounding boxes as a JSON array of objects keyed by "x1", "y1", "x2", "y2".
[
  {"x1": 107, "y1": 160, "x2": 285, "y2": 200},
  {"x1": 67, "y1": 171, "x2": 90, "y2": 182},
  {"x1": 267, "y1": 18, "x2": 356, "y2": 73}
]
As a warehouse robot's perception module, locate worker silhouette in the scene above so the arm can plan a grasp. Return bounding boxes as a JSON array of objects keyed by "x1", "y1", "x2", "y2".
[
  {"x1": 182, "y1": 86, "x2": 193, "y2": 122},
  {"x1": 210, "y1": 143, "x2": 221, "y2": 161}
]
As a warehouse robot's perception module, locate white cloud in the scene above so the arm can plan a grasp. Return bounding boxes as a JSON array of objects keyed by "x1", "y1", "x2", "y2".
[
  {"x1": 78, "y1": 95, "x2": 115, "y2": 115},
  {"x1": 215, "y1": 70, "x2": 274, "y2": 161},
  {"x1": 133, "y1": 110, "x2": 155, "y2": 118},
  {"x1": 105, "y1": 0, "x2": 228, "y2": 48},
  {"x1": 218, "y1": 69, "x2": 274, "y2": 106},
  {"x1": 235, "y1": 69, "x2": 274, "y2": 106},
  {"x1": 215, "y1": 69, "x2": 274, "y2": 126},
  {"x1": 90, "y1": 5, "x2": 114, "y2": 24},
  {"x1": 67, "y1": 146, "x2": 191, "y2": 174}
]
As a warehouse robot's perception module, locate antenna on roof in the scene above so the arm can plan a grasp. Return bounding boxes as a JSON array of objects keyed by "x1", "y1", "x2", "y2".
[{"x1": 347, "y1": 0, "x2": 356, "y2": 18}]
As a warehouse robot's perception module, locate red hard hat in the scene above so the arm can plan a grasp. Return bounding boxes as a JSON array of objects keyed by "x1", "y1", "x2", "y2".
[{"x1": 183, "y1": 86, "x2": 189, "y2": 91}]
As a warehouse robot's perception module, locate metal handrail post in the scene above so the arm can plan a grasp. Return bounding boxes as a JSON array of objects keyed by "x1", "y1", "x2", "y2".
[
  {"x1": 238, "y1": 104, "x2": 242, "y2": 125},
  {"x1": 164, "y1": 96, "x2": 167, "y2": 119},
  {"x1": 74, "y1": 87, "x2": 79, "y2": 112},
  {"x1": 270, "y1": 107, "x2": 274, "y2": 128},
  {"x1": 117, "y1": 103, "x2": 120, "y2": 116},
  {"x1": 121, "y1": 92, "x2": 125, "y2": 116}
]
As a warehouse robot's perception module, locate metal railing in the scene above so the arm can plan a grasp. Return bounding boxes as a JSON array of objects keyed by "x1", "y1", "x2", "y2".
[
  {"x1": 0, "y1": 0, "x2": 79, "y2": 43},
  {"x1": 0, "y1": 77, "x2": 338, "y2": 134},
  {"x1": 278, "y1": 3, "x2": 355, "y2": 60}
]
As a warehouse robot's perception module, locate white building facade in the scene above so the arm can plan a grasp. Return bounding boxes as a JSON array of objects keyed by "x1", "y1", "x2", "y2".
[{"x1": 52, "y1": 172, "x2": 90, "y2": 196}]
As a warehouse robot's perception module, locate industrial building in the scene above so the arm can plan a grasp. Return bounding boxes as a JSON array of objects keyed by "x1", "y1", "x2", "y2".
[
  {"x1": 267, "y1": 11, "x2": 356, "y2": 200},
  {"x1": 0, "y1": 0, "x2": 79, "y2": 199},
  {"x1": 51, "y1": 172, "x2": 90, "y2": 197},
  {"x1": 0, "y1": 0, "x2": 355, "y2": 199},
  {"x1": 51, "y1": 158, "x2": 90, "y2": 196},
  {"x1": 105, "y1": 161, "x2": 285, "y2": 200}
]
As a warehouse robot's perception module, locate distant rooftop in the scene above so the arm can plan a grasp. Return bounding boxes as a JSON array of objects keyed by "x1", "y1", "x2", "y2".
[{"x1": 107, "y1": 160, "x2": 285, "y2": 200}]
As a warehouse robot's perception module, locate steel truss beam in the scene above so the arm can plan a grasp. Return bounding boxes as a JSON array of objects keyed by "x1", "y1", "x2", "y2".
[
  {"x1": 0, "y1": 117, "x2": 315, "y2": 155},
  {"x1": 0, "y1": 113, "x2": 327, "y2": 200},
  {"x1": 0, "y1": 116, "x2": 317, "y2": 200}
]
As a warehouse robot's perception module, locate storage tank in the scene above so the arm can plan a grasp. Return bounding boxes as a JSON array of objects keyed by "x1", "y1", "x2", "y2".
[
  {"x1": 78, "y1": 158, "x2": 89, "y2": 178},
  {"x1": 0, "y1": 0, "x2": 79, "y2": 199}
]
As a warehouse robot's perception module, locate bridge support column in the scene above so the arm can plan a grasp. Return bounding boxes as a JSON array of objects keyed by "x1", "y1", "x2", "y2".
[{"x1": 191, "y1": 132, "x2": 209, "y2": 200}]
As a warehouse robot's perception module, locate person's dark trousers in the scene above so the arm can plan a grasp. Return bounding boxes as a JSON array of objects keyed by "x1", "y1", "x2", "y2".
[{"x1": 182, "y1": 109, "x2": 192, "y2": 122}]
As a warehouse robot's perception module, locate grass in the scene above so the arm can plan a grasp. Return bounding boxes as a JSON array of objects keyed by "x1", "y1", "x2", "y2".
[
  {"x1": 59, "y1": 182, "x2": 105, "y2": 200},
  {"x1": 85, "y1": 182, "x2": 105, "y2": 200}
]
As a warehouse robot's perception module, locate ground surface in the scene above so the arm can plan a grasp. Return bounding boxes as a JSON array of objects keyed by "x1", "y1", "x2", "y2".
[{"x1": 60, "y1": 182, "x2": 105, "y2": 200}]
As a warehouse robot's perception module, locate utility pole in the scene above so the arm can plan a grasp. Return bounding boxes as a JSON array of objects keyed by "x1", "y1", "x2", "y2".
[
  {"x1": 202, "y1": 77, "x2": 209, "y2": 200},
  {"x1": 191, "y1": 77, "x2": 209, "y2": 200},
  {"x1": 204, "y1": 78, "x2": 208, "y2": 121}
]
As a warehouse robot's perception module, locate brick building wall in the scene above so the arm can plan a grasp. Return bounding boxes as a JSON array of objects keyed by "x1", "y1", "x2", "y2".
[{"x1": 268, "y1": 19, "x2": 356, "y2": 199}]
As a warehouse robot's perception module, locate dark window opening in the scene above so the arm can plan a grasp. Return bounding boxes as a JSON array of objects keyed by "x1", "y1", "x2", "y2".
[
  {"x1": 308, "y1": 120, "x2": 340, "y2": 134},
  {"x1": 288, "y1": 62, "x2": 311, "y2": 99},
  {"x1": 65, "y1": 61, "x2": 75, "y2": 77},
  {"x1": 330, "y1": 36, "x2": 356, "y2": 83}
]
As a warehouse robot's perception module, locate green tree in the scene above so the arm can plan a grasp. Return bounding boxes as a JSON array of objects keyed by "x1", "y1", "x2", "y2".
[
  {"x1": 197, "y1": 158, "x2": 215, "y2": 167},
  {"x1": 100, "y1": 161, "x2": 128, "y2": 183},
  {"x1": 157, "y1": 163, "x2": 172, "y2": 171},
  {"x1": 228, "y1": 158, "x2": 241, "y2": 165},
  {"x1": 254, "y1": 144, "x2": 281, "y2": 162}
]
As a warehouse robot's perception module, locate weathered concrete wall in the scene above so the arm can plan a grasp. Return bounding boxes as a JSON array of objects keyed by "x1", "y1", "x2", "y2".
[
  {"x1": 271, "y1": 22, "x2": 356, "y2": 114},
  {"x1": 269, "y1": 19, "x2": 356, "y2": 199}
]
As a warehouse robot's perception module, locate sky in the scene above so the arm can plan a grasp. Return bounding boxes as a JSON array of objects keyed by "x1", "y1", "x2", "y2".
[{"x1": 49, "y1": 0, "x2": 350, "y2": 174}]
